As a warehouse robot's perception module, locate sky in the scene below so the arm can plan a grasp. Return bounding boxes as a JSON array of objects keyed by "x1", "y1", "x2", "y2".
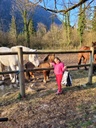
[{"x1": 30, "y1": 0, "x2": 96, "y2": 27}]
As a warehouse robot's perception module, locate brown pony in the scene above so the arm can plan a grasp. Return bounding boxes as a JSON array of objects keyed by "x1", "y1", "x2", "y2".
[
  {"x1": 24, "y1": 54, "x2": 55, "y2": 83},
  {"x1": 78, "y1": 42, "x2": 96, "y2": 70},
  {"x1": 38, "y1": 54, "x2": 55, "y2": 83}
]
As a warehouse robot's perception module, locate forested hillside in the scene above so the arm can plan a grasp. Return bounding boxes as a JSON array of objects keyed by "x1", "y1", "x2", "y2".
[{"x1": 0, "y1": 0, "x2": 96, "y2": 49}]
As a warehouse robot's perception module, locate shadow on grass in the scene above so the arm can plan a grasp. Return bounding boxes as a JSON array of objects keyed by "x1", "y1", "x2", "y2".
[
  {"x1": 62, "y1": 82, "x2": 96, "y2": 94},
  {"x1": 1, "y1": 81, "x2": 96, "y2": 107},
  {"x1": 26, "y1": 81, "x2": 96, "y2": 101}
]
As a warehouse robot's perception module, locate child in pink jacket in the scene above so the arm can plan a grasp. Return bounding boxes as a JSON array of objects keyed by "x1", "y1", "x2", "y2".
[{"x1": 50, "y1": 57, "x2": 66, "y2": 95}]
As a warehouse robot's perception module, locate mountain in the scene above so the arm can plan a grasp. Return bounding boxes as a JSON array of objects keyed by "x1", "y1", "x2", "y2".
[
  {"x1": 0, "y1": 0, "x2": 62, "y2": 32},
  {"x1": 0, "y1": 0, "x2": 12, "y2": 31},
  {"x1": 33, "y1": 6, "x2": 62, "y2": 30}
]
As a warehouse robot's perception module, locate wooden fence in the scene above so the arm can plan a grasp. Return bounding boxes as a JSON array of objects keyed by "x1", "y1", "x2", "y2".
[{"x1": 0, "y1": 47, "x2": 94, "y2": 97}]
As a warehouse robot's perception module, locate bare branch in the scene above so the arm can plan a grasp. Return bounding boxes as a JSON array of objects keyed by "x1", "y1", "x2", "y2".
[
  {"x1": 79, "y1": 0, "x2": 94, "y2": 15},
  {"x1": 42, "y1": 0, "x2": 93, "y2": 14}
]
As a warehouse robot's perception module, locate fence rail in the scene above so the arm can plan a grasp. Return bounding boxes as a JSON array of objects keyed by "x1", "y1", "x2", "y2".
[
  {"x1": 0, "y1": 64, "x2": 91, "y2": 75},
  {"x1": 0, "y1": 50, "x2": 91, "y2": 55}
]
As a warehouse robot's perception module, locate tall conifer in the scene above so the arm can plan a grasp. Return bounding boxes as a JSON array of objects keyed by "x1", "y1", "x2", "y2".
[
  {"x1": 92, "y1": 6, "x2": 96, "y2": 31},
  {"x1": 78, "y1": 2, "x2": 86, "y2": 46},
  {"x1": 9, "y1": 16, "x2": 17, "y2": 45}
]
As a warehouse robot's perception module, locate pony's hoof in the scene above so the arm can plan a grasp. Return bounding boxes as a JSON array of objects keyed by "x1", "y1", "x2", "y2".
[
  {"x1": 43, "y1": 80, "x2": 47, "y2": 83},
  {"x1": 47, "y1": 79, "x2": 50, "y2": 82},
  {"x1": 1, "y1": 76, "x2": 5, "y2": 81},
  {"x1": 11, "y1": 78, "x2": 16, "y2": 83},
  {"x1": 0, "y1": 81, "x2": 3, "y2": 84},
  {"x1": 11, "y1": 80, "x2": 15, "y2": 83},
  {"x1": 16, "y1": 80, "x2": 19, "y2": 84},
  {"x1": 0, "y1": 85, "x2": 4, "y2": 90}
]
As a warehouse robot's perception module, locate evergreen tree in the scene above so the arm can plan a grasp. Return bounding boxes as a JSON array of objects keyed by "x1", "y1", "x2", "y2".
[
  {"x1": 78, "y1": 2, "x2": 86, "y2": 46},
  {"x1": 9, "y1": 16, "x2": 17, "y2": 45},
  {"x1": 92, "y1": 6, "x2": 96, "y2": 31},
  {"x1": 29, "y1": 19, "x2": 35, "y2": 35},
  {"x1": 63, "y1": 11, "x2": 71, "y2": 45},
  {"x1": 23, "y1": 9, "x2": 30, "y2": 47},
  {"x1": 66, "y1": 11, "x2": 71, "y2": 45}
]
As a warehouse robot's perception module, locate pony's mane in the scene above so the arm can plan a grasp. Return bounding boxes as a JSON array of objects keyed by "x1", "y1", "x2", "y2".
[
  {"x1": 43, "y1": 54, "x2": 55, "y2": 62},
  {"x1": 44, "y1": 54, "x2": 49, "y2": 62},
  {"x1": 92, "y1": 42, "x2": 96, "y2": 47}
]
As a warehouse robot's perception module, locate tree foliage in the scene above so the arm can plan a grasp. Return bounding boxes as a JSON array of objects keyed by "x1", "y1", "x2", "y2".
[
  {"x1": 78, "y1": 2, "x2": 86, "y2": 46},
  {"x1": 92, "y1": 6, "x2": 96, "y2": 31},
  {"x1": 9, "y1": 16, "x2": 17, "y2": 46}
]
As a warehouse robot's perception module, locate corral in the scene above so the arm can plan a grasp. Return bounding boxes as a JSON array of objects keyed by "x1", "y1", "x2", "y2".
[
  {"x1": 0, "y1": 47, "x2": 94, "y2": 96},
  {"x1": 0, "y1": 48, "x2": 96, "y2": 127}
]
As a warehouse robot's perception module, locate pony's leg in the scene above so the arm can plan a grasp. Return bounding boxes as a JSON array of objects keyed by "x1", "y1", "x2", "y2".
[
  {"x1": 7, "y1": 66, "x2": 13, "y2": 81},
  {"x1": 0, "y1": 63, "x2": 5, "y2": 81},
  {"x1": 83, "y1": 58, "x2": 88, "y2": 70},
  {"x1": 43, "y1": 71, "x2": 47, "y2": 83},
  {"x1": 24, "y1": 71, "x2": 30, "y2": 82},
  {"x1": 1, "y1": 75, "x2": 5, "y2": 81},
  {"x1": 46, "y1": 70, "x2": 50, "y2": 81},
  {"x1": 29, "y1": 72, "x2": 35, "y2": 80},
  {"x1": 78, "y1": 57, "x2": 82, "y2": 69},
  {"x1": 78, "y1": 53, "x2": 83, "y2": 69},
  {"x1": 9, "y1": 65, "x2": 18, "y2": 83}
]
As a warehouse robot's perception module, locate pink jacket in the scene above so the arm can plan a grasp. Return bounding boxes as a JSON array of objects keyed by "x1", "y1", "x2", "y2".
[{"x1": 51, "y1": 62, "x2": 65, "y2": 75}]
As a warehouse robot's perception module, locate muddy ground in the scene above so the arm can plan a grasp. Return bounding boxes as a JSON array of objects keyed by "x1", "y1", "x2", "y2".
[{"x1": 0, "y1": 53, "x2": 96, "y2": 128}]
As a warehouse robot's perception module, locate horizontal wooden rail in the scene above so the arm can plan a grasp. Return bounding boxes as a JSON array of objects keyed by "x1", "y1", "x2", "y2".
[
  {"x1": 0, "y1": 64, "x2": 91, "y2": 75},
  {"x1": 0, "y1": 52, "x2": 17, "y2": 55},
  {"x1": 23, "y1": 50, "x2": 91, "y2": 54},
  {"x1": 0, "y1": 50, "x2": 91, "y2": 55}
]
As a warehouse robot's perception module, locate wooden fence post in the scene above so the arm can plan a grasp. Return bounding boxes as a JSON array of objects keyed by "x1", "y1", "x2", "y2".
[
  {"x1": 17, "y1": 47, "x2": 25, "y2": 97},
  {"x1": 88, "y1": 47, "x2": 94, "y2": 84}
]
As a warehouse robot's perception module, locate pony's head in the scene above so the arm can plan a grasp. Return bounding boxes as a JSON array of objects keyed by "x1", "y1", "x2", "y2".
[
  {"x1": 44, "y1": 54, "x2": 55, "y2": 62},
  {"x1": 92, "y1": 42, "x2": 96, "y2": 47},
  {"x1": 29, "y1": 49, "x2": 39, "y2": 67}
]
